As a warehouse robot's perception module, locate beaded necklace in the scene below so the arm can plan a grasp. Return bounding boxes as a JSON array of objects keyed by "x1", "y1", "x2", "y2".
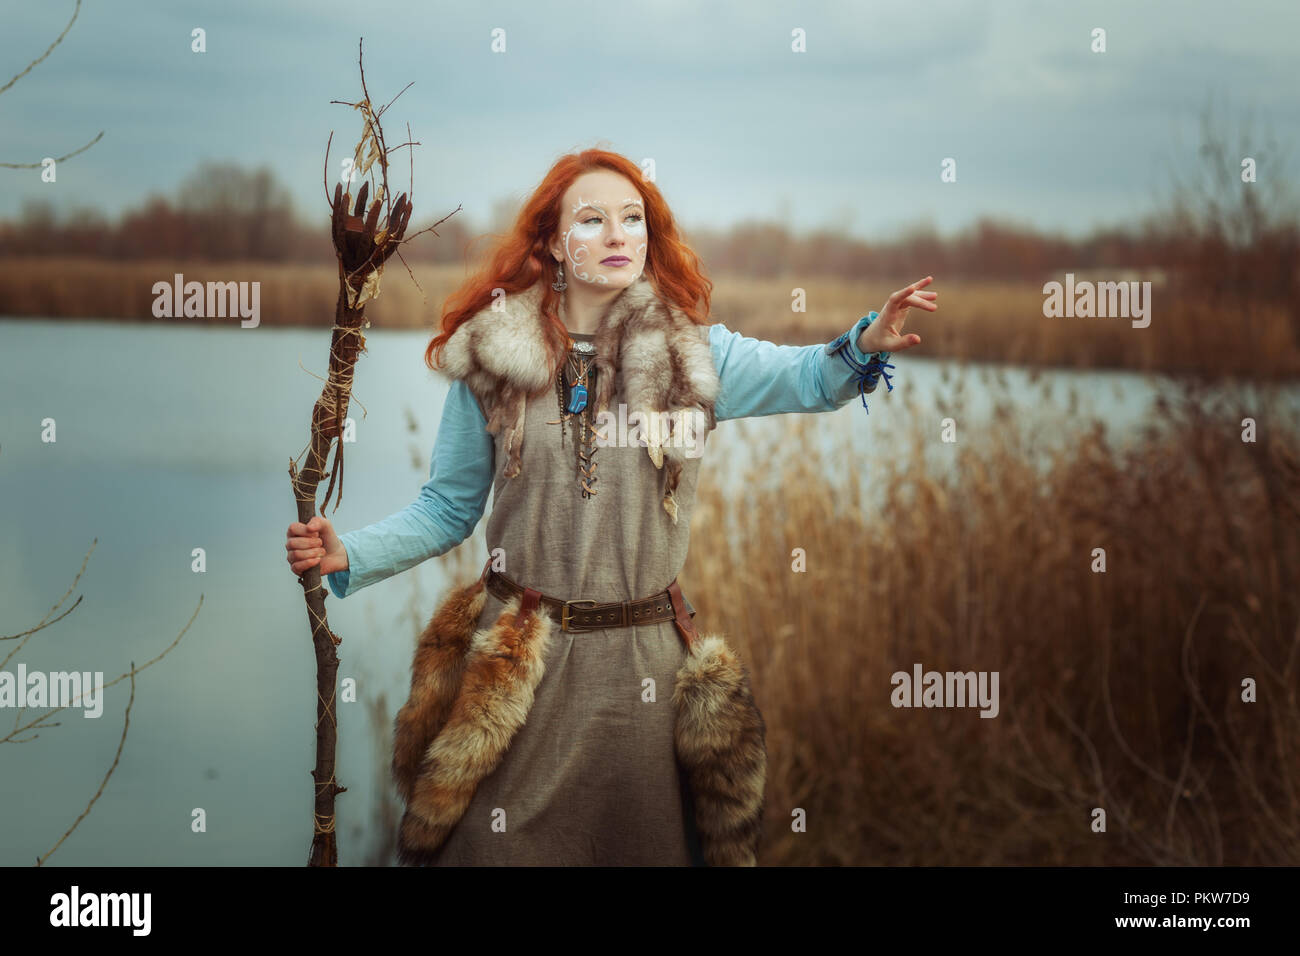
[{"x1": 545, "y1": 337, "x2": 600, "y2": 499}]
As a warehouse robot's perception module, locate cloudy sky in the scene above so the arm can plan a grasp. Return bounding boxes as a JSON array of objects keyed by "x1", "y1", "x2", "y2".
[{"x1": 1, "y1": 0, "x2": 1296, "y2": 241}]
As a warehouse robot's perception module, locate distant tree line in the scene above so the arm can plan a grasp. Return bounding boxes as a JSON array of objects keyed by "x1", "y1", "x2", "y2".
[
  {"x1": 0, "y1": 162, "x2": 472, "y2": 264},
  {"x1": 1, "y1": 156, "x2": 1296, "y2": 302}
]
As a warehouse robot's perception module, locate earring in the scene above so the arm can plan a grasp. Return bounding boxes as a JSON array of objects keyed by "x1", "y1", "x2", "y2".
[{"x1": 552, "y1": 261, "x2": 567, "y2": 292}]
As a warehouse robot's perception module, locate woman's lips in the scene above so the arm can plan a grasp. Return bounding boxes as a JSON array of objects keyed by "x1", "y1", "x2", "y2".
[{"x1": 601, "y1": 256, "x2": 631, "y2": 266}]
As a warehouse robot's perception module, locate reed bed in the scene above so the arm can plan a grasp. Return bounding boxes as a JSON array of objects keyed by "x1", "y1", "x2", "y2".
[{"x1": 684, "y1": 377, "x2": 1300, "y2": 865}]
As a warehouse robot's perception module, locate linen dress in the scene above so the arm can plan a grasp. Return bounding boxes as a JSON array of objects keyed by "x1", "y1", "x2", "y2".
[
  {"x1": 327, "y1": 305, "x2": 889, "y2": 866},
  {"x1": 431, "y1": 329, "x2": 705, "y2": 865}
]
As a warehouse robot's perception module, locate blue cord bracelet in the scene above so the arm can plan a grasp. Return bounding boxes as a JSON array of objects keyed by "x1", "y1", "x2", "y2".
[{"x1": 835, "y1": 348, "x2": 895, "y2": 412}]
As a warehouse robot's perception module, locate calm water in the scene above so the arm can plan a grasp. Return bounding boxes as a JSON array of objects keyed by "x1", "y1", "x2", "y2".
[{"x1": 1, "y1": 318, "x2": 1292, "y2": 865}]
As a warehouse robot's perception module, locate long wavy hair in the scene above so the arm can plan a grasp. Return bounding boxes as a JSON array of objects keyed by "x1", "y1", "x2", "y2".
[{"x1": 425, "y1": 149, "x2": 712, "y2": 380}]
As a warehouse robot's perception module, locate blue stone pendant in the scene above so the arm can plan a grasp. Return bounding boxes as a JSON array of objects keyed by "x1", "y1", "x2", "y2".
[{"x1": 567, "y1": 383, "x2": 588, "y2": 414}]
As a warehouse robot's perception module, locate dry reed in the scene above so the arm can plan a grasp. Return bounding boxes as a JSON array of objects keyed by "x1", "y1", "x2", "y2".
[{"x1": 685, "y1": 377, "x2": 1300, "y2": 864}]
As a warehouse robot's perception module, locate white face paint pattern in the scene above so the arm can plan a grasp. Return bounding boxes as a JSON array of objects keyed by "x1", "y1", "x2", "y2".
[
  {"x1": 620, "y1": 198, "x2": 647, "y2": 238},
  {"x1": 626, "y1": 198, "x2": 647, "y2": 281},
  {"x1": 625, "y1": 198, "x2": 648, "y2": 277},
  {"x1": 563, "y1": 195, "x2": 648, "y2": 285},
  {"x1": 563, "y1": 223, "x2": 605, "y2": 284}
]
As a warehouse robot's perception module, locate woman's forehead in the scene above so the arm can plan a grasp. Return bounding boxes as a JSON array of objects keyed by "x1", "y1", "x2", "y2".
[
  {"x1": 563, "y1": 178, "x2": 643, "y2": 215},
  {"x1": 568, "y1": 194, "x2": 643, "y2": 214}
]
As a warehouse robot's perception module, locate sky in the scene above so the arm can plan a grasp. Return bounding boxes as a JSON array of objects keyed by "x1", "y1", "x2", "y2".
[{"x1": 0, "y1": 0, "x2": 1297, "y2": 242}]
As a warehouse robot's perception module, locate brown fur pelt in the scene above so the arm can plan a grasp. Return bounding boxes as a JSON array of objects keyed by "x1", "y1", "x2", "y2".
[
  {"x1": 395, "y1": 591, "x2": 554, "y2": 866},
  {"x1": 672, "y1": 633, "x2": 768, "y2": 866},
  {"x1": 391, "y1": 578, "x2": 487, "y2": 804}
]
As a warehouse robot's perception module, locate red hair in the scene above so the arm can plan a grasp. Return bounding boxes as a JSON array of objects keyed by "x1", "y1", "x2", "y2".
[{"x1": 425, "y1": 148, "x2": 712, "y2": 378}]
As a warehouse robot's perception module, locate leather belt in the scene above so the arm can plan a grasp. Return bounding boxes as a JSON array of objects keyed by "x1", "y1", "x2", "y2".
[{"x1": 479, "y1": 561, "x2": 698, "y2": 647}]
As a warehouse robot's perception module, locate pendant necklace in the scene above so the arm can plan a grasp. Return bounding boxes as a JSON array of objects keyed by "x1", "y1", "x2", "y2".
[{"x1": 546, "y1": 338, "x2": 600, "y2": 498}]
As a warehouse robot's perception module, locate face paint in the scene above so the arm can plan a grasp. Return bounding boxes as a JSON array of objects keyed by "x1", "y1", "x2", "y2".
[
  {"x1": 560, "y1": 195, "x2": 648, "y2": 286},
  {"x1": 563, "y1": 223, "x2": 605, "y2": 284},
  {"x1": 625, "y1": 200, "x2": 648, "y2": 279},
  {"x1": 621, "y1": 199, "x2": 647, "y2": 237}
]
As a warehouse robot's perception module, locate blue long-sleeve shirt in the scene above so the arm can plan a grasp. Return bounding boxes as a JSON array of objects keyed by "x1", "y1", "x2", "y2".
[{"x1": 327, "y1": 313, "x2": 889, "y2": 599}]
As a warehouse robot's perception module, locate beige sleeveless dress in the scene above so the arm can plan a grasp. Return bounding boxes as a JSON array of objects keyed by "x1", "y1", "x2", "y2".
[{"x1": 427, "y1": 328, "x2": 710, "y2": 865}]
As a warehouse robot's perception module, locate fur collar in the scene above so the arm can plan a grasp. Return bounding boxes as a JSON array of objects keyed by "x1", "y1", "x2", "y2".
[{"x1": 438, "y1": 275, "x2": 720, "y2": 522}]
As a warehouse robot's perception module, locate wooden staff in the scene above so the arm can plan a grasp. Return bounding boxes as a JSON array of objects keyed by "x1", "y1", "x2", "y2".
[{"x1": 289, "y1": 41, "x2": 412, "y2": 866}]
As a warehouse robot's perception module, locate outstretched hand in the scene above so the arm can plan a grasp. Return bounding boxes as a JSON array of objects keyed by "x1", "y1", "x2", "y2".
[
  {"x1": 330, "y1": 179, "x2": 412, "y2": 285},
  {"x1": 858, "y1": 275, "x2": 938, "y2": 355}
]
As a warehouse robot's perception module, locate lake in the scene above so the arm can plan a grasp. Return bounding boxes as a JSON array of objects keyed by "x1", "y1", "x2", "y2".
[{"x1": 1, "y1": 318, "x2": 1293, "y2": 865}]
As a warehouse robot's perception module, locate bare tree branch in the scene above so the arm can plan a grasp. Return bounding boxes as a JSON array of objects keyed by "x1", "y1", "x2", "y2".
[
  {"x1": 0, "y1": 0, "x2": 103, "y2": 169},
  {"x1": 1, "y1": 538, "x2": 95, "y2": 663},
  {"x1": 35, "y1": 663, "x2": 136, "y2": 867},
  {"x1": 3, "y1": 593, "x2": 201, "y2": 746},
  {"x1": 3, "y1": 539, "x2": 198, "y2": 865},
  {"x1": 0, "y1": 0, "x2": 83, "y2": 96},
  {"x1": 0, "y1": 130, "x2": 104, "y2": 170}
]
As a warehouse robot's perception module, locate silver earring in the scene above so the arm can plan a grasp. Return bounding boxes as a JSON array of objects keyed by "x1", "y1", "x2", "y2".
[{"x1": 552, "y1": 261, "x2": 567, "y2": 292}]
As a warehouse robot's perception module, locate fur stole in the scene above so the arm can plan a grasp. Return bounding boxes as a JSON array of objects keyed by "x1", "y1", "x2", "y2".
[{"x1": 437, "y1": 276, "x2": 721, "y2": 523}]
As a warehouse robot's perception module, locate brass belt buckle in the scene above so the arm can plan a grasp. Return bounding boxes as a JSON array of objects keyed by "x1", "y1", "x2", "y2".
[{"x1": 560, "y1": 598, "x2": 600, "y2": 632}]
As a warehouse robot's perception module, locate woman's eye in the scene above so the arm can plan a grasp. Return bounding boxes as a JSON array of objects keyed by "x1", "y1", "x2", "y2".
[{"x1": 581, "y1": 213, "x2": 643, "y2": 225}]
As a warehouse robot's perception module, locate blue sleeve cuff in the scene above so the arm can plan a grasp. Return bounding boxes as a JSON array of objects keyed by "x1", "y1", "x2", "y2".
[
  {"x1": 327, "y1": 564, "x2": 350, "y2": 600},
  {"x1": 823, "y1": 311, "x2": 895, "y2": 412},
  {"x1": 326, "y1": 528, "x2": 360, "y2": 599}
]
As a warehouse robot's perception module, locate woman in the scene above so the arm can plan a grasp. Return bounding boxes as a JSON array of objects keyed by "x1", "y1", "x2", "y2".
[{"x1": 285, "y1": 148, "x2": 937, "y2": 866}]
